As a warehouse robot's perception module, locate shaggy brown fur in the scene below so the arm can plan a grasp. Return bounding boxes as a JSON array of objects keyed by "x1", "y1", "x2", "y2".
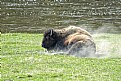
[
  {"x1": 64, "y1": 33, "x2": 92, "y2": 45},
  {"x1": 42, "y1": 26, "x2": 96, "y2": 57},
  {"x1": 55, "y1": 26, "x2": 92, "y2": 38}
]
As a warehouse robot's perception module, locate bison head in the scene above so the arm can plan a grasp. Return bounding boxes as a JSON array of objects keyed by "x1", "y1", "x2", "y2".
[{"x1": 42, "y1": 29, "x2": 58, "y2": 50}]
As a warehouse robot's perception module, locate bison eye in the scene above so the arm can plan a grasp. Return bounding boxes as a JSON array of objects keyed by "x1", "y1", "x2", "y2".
[
  {"x1": 49, "y1": 36, "x2": 54, "y2": 40},
  {"x1": 45, "y1": 36, "x2": 49, "y2": 39},
  {"x1": 45, "y1": 36, "x2": 54, "y2": 40}
]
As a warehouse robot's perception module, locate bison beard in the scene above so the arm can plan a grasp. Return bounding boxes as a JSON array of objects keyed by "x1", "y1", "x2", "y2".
[{"x1": 42, "y1": 26, "x2": 96, "y2": 57}]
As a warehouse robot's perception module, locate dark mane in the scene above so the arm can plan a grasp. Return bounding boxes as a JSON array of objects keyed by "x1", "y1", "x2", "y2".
[{"x1": 42, "y1": 29, "x2": 64, "y2": 50}]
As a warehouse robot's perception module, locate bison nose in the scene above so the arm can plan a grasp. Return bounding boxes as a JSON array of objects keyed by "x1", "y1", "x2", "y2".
[{"x1": 42, "y1": 44, "x2": 45, "y2": 48}]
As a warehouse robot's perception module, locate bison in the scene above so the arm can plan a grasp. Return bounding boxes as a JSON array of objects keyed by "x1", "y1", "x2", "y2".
[{"x1": 42, "y1": 26, "x2": 96, "y2": 57}]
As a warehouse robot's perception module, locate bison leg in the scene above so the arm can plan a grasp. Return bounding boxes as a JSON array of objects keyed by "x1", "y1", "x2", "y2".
[{"x1": 67, "y1": 39, "x2": 96, "y2": 57}]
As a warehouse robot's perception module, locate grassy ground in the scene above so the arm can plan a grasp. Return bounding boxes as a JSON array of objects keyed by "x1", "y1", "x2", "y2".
[{"x1": 1, "y1": 33, "x2": 121, "y2": 81}]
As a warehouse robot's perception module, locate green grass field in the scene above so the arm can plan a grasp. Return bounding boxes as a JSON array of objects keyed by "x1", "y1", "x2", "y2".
[{"x1": 1, "y1": 33, "x2": 121, "y2": 81}]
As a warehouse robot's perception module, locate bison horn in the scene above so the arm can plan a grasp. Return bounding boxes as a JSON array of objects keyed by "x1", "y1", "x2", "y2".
[{"x1": 50, "y1": 29, "x2": 53, "y2": 36}]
